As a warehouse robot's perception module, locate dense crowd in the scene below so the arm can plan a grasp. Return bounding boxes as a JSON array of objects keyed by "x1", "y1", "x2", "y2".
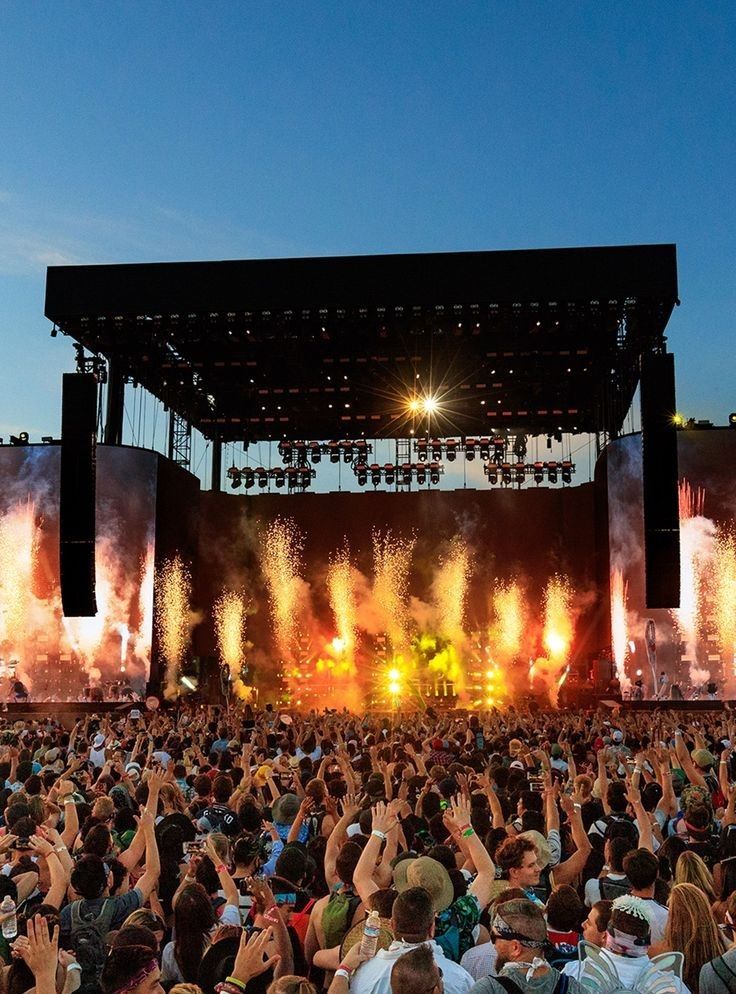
[{"x1": 1, "y1": 703, "x2": 736, "y2": 994}]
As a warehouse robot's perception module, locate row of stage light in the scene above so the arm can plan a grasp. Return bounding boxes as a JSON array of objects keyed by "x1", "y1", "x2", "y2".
[{"x1": 274, "y1": 435, "x2": 549, "y2": 465}]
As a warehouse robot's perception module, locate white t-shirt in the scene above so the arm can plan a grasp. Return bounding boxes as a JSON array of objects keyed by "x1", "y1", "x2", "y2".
[{"x1": 351, "y1": 940, "x2": 473, "y2": 994}]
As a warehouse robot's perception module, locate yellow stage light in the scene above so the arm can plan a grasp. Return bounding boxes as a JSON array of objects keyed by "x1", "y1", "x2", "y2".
[
  {"x1": 422, "y1": 396, "x2": 438, "y2": 415},
  {"x1": 388, "y1": 681, "x2": 401, "y2": 695},
  {"x1": 388, "y1": 667, "x2": 401, "y2": 681},
  {"x1": 408, "y1": 398, "x2": 421, "y2": 413}
]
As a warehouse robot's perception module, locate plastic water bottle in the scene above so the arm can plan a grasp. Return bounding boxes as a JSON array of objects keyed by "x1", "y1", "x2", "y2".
[
  {"x1": 360, "y1": 910, "x2": 381, "y2": 957},
  {"x1": 1, "y1": 895, "x2": 17, "y2": 939}
]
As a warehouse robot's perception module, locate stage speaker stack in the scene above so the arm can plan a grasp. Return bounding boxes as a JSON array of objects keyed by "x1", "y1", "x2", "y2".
[
  {"x1": 640, "y1": 353, "x2": 680, "y2": 609},
  {"x1": 60, "y1": 373, "x2": 98, "y2": 616}
]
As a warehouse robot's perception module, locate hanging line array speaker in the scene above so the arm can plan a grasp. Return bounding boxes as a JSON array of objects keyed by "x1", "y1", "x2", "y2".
[
  {"x1": 59, "y1": 372, "x2": 98, "y2": 616},
  {"x1": 640, "y1": 353, "x2": 680, "y2": 609}
]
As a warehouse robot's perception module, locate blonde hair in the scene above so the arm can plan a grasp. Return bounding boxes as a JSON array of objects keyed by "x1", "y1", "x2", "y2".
[
  {"x1": 665, "y1": 883, "x2": 726, "y2": 993},
  {"x1": 267, "y1": 977, "x2": 317, "y2": 994},
  {"x1": 170, "y1": 985, "x2": 204, "y2": 994},
  {"x1": 159, "y1": 783, "x2": 186, "y2": 813},
  {"x1": 674, "y1": 850, "x2": 717, "y2": 903}
]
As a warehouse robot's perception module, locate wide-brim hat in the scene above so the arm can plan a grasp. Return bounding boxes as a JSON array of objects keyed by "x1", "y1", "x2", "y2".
[
  {"x1": 404, "y1": 856, "x2": 454, "y2": 913},
  {"x1": 197, "y1": 936, "x2": 240, "y2": 994},
  {"x1": 340, "y1": 916, "x2": 393, "y2": 957}
]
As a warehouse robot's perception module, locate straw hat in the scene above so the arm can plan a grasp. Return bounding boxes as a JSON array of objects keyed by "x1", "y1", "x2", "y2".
[
  {"x1": 519, "y1": 830, "x2": 552, "y2": 870},
  {"x1": 398, "y1": 856, "x2": 454, "y2": 914},
  {"x1": 340, "y1": 916, "x2": 394, "y2": 957}
]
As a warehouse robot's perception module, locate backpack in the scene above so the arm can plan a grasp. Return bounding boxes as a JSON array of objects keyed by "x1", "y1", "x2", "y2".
[
  {"x1": 321, "y1": 888, "x2": 361, "y2": 949},
  {"x1": 711, "y1": 954, "x2": 736, "y2": 992},
  {"x1": 69, "y1": 898, "x2": 117, "y2": 994},
  {"x1": 494, "y1": 973, "x2": 570, "y2": 994},
  {"x1": 289, "y1": 897, "x2": 317, "y2": 948},
  {"x1": 600, "y1": 875, "x2": 632, "y2": 900}
]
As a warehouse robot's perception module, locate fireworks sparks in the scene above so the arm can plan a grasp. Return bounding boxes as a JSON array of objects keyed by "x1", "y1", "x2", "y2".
[
  {"x1": 0, "y1": 500, "x2": 38, "y2": 654},
  {"x1": 327, "y1": 544, "x2": 358, "y2": 671},
  {"x1": 610, "y1": 568, "x2": 630, "y2": 690},
  {"x1": 262, "y1": 518, "x2": 305, "y2": 661},
  {"x1": 541, "y1": 574, "x2": 574, "y2": 705},
  {"x1": 433, "y1": 537, "x2": 471, "y2": 643},
  {"x1": 713, "y1": 529, "x2": 736, "y2": 675},
  {"x1": 155, "y1": 555, "x2": 192, "y2": 698},
  {"x1": 674, "y1": 479, "x2": 715, "y2": 686},
  {"x1": 214, "y1": 590, "x2": 252, "y2": 700},
  {"x1": 491, "y1": 580, "x2": 525, "y2": 662},
  {"x1": 134, "y1": 542, "x2": 155, "y2": 666},
  {"x1": 372, "y1": 529, "x2": 415, "y2": 652}
]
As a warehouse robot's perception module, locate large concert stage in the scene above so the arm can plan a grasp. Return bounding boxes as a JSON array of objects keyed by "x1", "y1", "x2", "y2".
[{"x1": 0, "y1": 244, "x2": 731, "y2": 711}]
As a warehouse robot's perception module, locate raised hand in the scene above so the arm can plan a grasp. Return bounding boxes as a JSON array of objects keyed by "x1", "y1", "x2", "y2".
[
  {"x1": 370, "y1": 801, "x2": 397, "y2": 836},
  {"x1": 231, "y1": 926, "x2": 280, "y2": 985}
]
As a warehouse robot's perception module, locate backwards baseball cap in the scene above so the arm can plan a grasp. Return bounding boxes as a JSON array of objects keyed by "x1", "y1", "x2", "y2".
[{"x1": 692, "y1": 748, "x2": 716, "y2": 769}]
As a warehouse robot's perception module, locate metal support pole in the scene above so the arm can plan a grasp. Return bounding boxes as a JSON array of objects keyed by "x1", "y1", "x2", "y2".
[
  {"x1": 104, "y1": 358, "x2": 125, "y2": 445},
  {"x1": 211, "y1": 433, "x2": 222, "y2": 491},
  {"x1": 167, "y1": 410, "x2": 192, "y2": 470}
]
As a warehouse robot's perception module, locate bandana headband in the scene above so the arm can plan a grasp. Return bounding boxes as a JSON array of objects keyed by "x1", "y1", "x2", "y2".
[
  {"x1": 492, "y1": 912, "x2": 546, "y2": 949},
  {"x1": 605, "y1": 926, "x2": 650, "y2": 958},
  {"x1": 113, "y1": 960, "x2": 158, "y2": 994}
]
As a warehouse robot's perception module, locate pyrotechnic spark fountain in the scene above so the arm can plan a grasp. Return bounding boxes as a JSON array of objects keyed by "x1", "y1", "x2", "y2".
[
  {"x1": 542, "y1": 574, "x2": 574, "y2": 705},
  {"x1": 372, "y1": 529, "x2": 415, "y2": 653},
  {"x1": 116, "y1": 623, "x2": 130, "y2": 672},
  {"x1": 674, "y1": 479, "x2": 714, "y2": 687},
  {"x1": 492, "y1": 580, "x2": 525, "y2": 662},
  {"x1": 134, "y1": 542, "x2": 155, "y2": 665},
  {"x1": 610, "y1": 568, "x2": 631, "y2": 691},
  {"x1": 0, "y1": 500, "x2": 38, "y2": 655},
  {"x1": 155, "y1": 555, "x2": 192, "y2": 698},
  {"x1": 431, "y1": 537, "x2": 471, "y2": 693},
  {"x1": 262, "y1": 518, "x2": 305, "y2": 664},
  {"x1": 327, "y1": 544, "x2": 358, "y2": 672},
  {"x1": 213, "y1": 590, "x2": 252, "y2": 700},
  {"x1": 714, "y1": 529, "x2": 736, "y2": 681}
]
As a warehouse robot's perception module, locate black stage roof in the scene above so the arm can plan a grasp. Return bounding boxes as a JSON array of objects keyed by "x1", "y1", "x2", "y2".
[{"x1": 45, "y1": 244, "x2": 678, "y2": 443}]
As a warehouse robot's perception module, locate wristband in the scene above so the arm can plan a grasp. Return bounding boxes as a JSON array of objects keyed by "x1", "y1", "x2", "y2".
[
  {"x1": 721, "y1": 761, "x2": 728, "y2": 765},
  {"x1": 215, "y1": 864, "x2": 228, "y2": 874},
  {"x1": 55, "y1": 845, "x2": 67, "y2": 852},
  {"x1": 457, "y1": 823, "x2": 471, "y2": 832},
  {"x1": 64, "y1": 798, "x2": 75, "y2": 804},
  {"x1": 263, "y1": 906, "x2": 280, "y2": 924},
  {"x1": 225, "y1": 979, "x2": 247, "y2": 992},
  {"x1": 574, "y1": 803, "x2": 582, "y2": 810},
  {"x1": 337, "y1": 964, "x2": 352, "y2": 974},
  {"x1": 371, "y1": 829, "x2": 387, "y2": 841},
  {"x1": 335, "y1": 969, "x2": 351, "y2": 981},
  {"x1": 66, "y1": 964, "x2": 82, "y2": 973}
]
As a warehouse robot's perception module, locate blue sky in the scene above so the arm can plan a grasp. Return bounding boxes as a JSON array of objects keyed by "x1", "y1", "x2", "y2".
[{"x1": 0, "y1": 2, "x2": 734, "y2": 487}]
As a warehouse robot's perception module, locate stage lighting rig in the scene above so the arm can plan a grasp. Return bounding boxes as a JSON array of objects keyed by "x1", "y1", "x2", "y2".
[
  {"x1": 370, "y1": 463, "x2": 382, "y2": 486},
  {"x1": 309, "y1": 441, "x2": 321, "y2": 463},
  {"x1": 401, "y1": 463, "x2": 413, "y2": 486},
  {"x1": 272, "y1": 468, "x2": 285, "y2": 488},
  {"x1": 355, "y1": 463, "x2": 368, "y2": 485},
  {"x1": 729, "y1": 412, "x2": 736, "y2": 427},
  {"x1": 416, "y1": 439, "x2": 428, "y2": 461},
  {"x1": 431, "y1": 438, "x2": 443, "y2": 460},
  {"x1": 429, "y1": 462, "x2": 441, "y2": 485},
  {"x1": 227, "y1": 466, "x2": 242, "y2": 489},
  {"x1": 445, "y1": 439, "x2": 457, "y2": 461},
  {"x1": 513, "y1": 434, "x2": 528, "y2": 460},
  {"x1": 546, "y1": 460, "x2": 558, "y2": 483},
  {"x1": 384, "y1": 463, "x2": 396, "y2": 485},
  {"x1": 465, "y1": 438, "x2": 477, "y2": 461},
  {"x1": 243, "y1": 469, "x2": 255, "y2": 489},
  {"x1": 561, "y1": 459, "x2": 574, "y2": 484},
  {"x1": 278, "y1": 441, "x2": 293, "y2": 463},
  {"x1": 328, "y1": 440, "x2": 340, "y2": 463},
  {"x1": 533, "y1": 461, "x2": 545, "y2": 485},
  {"x1": 479, "y1": 437, "x2": 491, "y2": 461},
  {"x1": 501, "y1": 462, "x2": 512, "y2": 486},
  {"x1": 256, "y1": 468, "x2": 268, "y2": 488},
  {"x1": 485, "y1": 464, "x2": 498, "y2": 485},
  {"x1": 493, "y1": 436, "x2": 506, "y2": 464},
  {"x1": 514, "y1": 461, "x2": 526, "y2": 485},
  {"x1": 416, "y1": 464, "x2": 427, "y2": 485},
  {"x1": 9, "y1": 432, "x2": 29, "y2": 446}
]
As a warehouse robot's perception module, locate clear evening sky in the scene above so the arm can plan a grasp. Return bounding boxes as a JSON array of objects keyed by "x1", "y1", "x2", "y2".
[{"x1": 0, "y1": 3, "x2": 734, "y2": 487}]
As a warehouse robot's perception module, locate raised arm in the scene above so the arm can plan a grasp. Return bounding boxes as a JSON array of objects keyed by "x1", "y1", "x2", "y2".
[
  {"x1": 134, "y1": 809, "x2": 160, "y2": 902},
  {"x1": 324, "y1": 795, "x2": 360, "y2": 889},
  {"x1": 449, "y1": 794, "x2": 495, "y2": 909},
  {"x1": 554, "y1": 793, "x2": 593, "y2": 887}
]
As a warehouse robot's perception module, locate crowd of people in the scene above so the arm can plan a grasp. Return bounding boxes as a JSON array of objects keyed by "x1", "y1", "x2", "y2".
[{"x1": 1, "y1": 702, "x2": 736, "y2": 994}]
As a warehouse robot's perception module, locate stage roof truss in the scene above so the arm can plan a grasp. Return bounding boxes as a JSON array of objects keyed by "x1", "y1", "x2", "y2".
[{"x1": 45, "y1": 244, "x2": 678, "y2": 443}]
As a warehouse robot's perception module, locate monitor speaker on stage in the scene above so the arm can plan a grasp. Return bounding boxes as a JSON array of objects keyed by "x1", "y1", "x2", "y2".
[
  {"x1": 60, "y1": 373, "x2": 98, "y2": 617},
  {"x1": 640, "y1": 353, "x2": 680, "y2": 609}
]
